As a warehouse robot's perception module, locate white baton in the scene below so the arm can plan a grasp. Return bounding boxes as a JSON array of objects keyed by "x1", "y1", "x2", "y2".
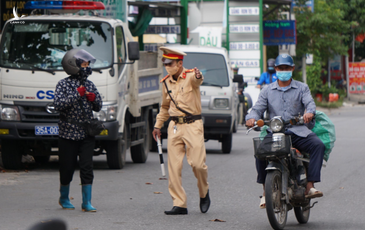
[{"x1": 156, "y1": 136, "x2": 166, "y2": 177}]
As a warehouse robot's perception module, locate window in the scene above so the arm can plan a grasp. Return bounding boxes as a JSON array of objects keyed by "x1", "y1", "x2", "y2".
[
  {"x1": 116, "y1": 26, "x2": 126, "y2": 74},
  {"x1": 0, "y1": 20, "x2": 113, "y2": 71},
  {"x1": 163, "y1": 53, "x2": 229, "y2": 87}
]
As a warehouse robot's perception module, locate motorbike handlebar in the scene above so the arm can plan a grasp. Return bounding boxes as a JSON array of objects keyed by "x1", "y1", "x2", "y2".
[{"x1": 246, "y1": 114, "x2": 304, "y2": 135}]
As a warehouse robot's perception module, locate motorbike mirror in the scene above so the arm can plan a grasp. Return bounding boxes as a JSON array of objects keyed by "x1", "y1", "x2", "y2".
[
  {"x1": 256, "y1": 119, "x2": 264, "y2": 127},
  {"x1": 233, "y1": 74, "x2": 244, "y2": 83}
]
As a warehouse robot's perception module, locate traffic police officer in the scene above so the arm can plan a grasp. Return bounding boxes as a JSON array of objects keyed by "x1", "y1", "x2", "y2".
[{"x1": 152, "y1": 47, "x2": 210, "y2": 215}]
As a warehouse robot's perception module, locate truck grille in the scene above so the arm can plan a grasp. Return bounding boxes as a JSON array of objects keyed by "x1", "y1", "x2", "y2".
[{"x1": 14, "y1": 102, "x2": 59, "y2": 123}]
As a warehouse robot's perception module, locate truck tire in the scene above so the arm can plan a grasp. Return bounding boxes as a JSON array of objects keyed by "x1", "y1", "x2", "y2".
[
  {"x1": 131, "y1": 110, "x2": 151, "y2": 163},
  {"x1": 34, "y1": 156, "x2": 50, "y2": 164},
  {"x1": 233, "y1": 119, "x2": 238, "y2": 133},
  {"x1": 221, "y1": 133, "x2": 232, "y2": 154},
  {"x1": 1, "y1": 140, "x2": 22, "y2": 169},
  {"x1": 105, "y1": 125, "x2": 127, "y2": 169}
]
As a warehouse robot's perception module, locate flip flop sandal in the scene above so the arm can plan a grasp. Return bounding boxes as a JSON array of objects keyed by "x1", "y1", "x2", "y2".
[
  {"x1": 259, "y1": 196, "x2": 266, "y2": 209},
  {"x1": 305, "y1": 188, "x2": 323, "y2": 199}
]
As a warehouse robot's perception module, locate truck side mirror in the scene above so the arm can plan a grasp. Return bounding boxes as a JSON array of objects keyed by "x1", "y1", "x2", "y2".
[
  {"x1": 233, "y1": 74, "x2": 243, "y2": 83},
  {"x1": 128, "y1": 42, "x2": 140, "y2": 61},
  {"x1": 255, "y1": 77, "x2": 260, "y2": 81}
]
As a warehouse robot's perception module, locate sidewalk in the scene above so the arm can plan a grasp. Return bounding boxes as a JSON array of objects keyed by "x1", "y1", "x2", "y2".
[{"x1": 316, "y1": 98, "x2": 365, "y2": 115}]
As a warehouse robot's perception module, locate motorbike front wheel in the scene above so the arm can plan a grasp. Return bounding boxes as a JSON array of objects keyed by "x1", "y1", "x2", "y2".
[{"x1": 265, "y1": 170, "x2": 288, "y2": 230}]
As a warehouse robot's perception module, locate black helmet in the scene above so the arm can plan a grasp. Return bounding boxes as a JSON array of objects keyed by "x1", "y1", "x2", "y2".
[
  {"x1": 267, "y1": 58, "x2": 275, "y2": 67},
  {"x1": 275, "y1": 54, "x2": 295, "y2": 67},
  {"x1": 61, "y1": 49, "x2": 96, "y2": 75}
]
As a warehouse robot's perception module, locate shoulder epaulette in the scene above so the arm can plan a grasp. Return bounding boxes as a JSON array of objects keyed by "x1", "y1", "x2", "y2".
[
  {"x1": 185, "y1": 69, "x2": 194, "y2": 73},
  {"x1": 160, "y1": 74, "x2": 169, "y2": 83}
]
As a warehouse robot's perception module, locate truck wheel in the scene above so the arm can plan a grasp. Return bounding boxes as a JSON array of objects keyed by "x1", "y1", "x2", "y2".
[
  {"x1": 105, "y1": 125, "x2": 127, "y2": 169},
  {"x1": 34, "y1": 156, "x2": 50, "y2": 164},
  {"x1": 131, "y1": 111, "x2": 151, "y2": 163},
  {"x1": 221, "y1": 133, "x2": 232, "y2": 154},
  {"x1": 233, "y1": 119, "x2": 237, "y2": 133},
  {"x1": 1, "y1": 140, "x2": 22, "y2": 169}
]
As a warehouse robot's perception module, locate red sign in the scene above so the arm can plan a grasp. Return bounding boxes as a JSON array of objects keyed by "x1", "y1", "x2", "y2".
[{"x1": 348, "y1": 62, "x2": 365, "y2": 94}]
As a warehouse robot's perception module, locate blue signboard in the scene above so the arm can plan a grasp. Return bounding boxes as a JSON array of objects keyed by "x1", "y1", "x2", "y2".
[{"x1": 263, "y1": 20, "x2": 296, "y2": 46}]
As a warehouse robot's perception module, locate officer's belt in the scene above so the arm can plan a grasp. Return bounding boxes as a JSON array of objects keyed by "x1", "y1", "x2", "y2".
[{"x1": 170, "y1": 115, "x2": 202, "y2": 124}]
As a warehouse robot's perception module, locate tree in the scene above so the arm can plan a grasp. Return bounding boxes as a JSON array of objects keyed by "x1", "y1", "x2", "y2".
[
  {"x1": 342, "y1": 0, "x2": 365, "y2": 61},
  {"x1": 294, "y1": 0, "x2": 350, "y2": 61}
]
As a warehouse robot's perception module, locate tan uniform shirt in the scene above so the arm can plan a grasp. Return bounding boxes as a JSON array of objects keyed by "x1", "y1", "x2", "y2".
[{"x1": 154, "y1": 68, "x2": 203, "y2": 129}]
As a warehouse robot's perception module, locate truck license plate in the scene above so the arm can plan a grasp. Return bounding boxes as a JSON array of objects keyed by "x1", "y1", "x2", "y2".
[{"x1": 35, "y1": 126, "x2": 59, "y2": 135}]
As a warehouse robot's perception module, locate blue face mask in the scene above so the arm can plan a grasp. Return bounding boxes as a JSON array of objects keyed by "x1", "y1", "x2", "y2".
[{"x1": 276, "y1": 71, "x2": 292, "y2": 81}]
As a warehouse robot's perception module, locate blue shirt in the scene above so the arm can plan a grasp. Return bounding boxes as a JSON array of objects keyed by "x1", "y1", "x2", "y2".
[
  {"x1": 54, "y1": 77, "x2": 102, "y2": 140},
  {"x1": 246, "y1": 80, "x2": 316, "y2": 137},
  {"x1": 257, "y1": 72, "x2": 277, "y2": 85}
]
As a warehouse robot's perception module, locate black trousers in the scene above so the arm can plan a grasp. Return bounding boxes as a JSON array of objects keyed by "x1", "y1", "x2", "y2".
[
  {"x1": 59, "y1": 136, "x2": 95, "y2": 185},
  {"x1": 256, "y1": 131, "x2": 325, "y2": 184}
]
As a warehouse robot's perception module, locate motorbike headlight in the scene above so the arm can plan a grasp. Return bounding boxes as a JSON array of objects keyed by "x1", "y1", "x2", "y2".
[
  {"x1": 93, "y1": 104, "x2": 117, "y2": 121},
  {"x1": 214, "y1": 98, "x2": 229, "y2": 109},
  {"x1": 270, "y1": 117, "x2": 284, "y2": 132},
  {"x1": 0, "y1": 105, "x2": 20, "y2": 121}
]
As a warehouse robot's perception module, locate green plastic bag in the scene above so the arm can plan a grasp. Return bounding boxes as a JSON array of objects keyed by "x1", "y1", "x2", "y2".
[
  {"x1": 259, "y1": 125, "x2": 269, "y2": 138},
  {"x1": 312, "y1": 110, "x2": 336, "y2": 162}
]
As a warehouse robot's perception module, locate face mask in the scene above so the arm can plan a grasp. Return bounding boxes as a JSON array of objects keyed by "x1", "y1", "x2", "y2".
[
  {"x1": 79, "y1": 67, "x2": 92, "y2": 83},
  {"x1": 165, "y1": 65, "x2": 179, "y2": 76},
  {"x1": 267, "y1": 67, "x2": 275, "y2": 73},
  {"x1": 276, "y1": 71, "x2": 292, "y2": 81}
]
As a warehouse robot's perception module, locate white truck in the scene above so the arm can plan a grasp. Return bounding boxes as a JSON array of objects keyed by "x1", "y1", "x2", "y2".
[
  {"x1": 0, "y1": 2, "x2": 163, "y2": 169},
  {"x1": 160, "y1": 45, "x2": 243, "y2": 153}
]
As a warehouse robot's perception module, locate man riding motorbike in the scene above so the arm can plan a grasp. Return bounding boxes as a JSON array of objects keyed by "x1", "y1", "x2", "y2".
[{"x1": 245, "y1": 54, "x2": 325, "y2": 209}]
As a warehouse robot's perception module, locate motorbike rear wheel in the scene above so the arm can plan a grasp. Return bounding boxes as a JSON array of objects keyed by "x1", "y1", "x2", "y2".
[
  {"x1": 295, "y1": 163, "x2": 310, "y2": 224},
  {"x1": 294, "y1": 201, "x2": 311, "y2": 224},
  {"x1": 265, "y1": 170, "x2": 287, "y2": 230}
]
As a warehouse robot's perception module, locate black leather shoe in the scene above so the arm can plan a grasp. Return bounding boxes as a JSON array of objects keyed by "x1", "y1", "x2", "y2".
[
  {"x1": 200, "y1": 190, "x2": 210, "y2": 213},
  {"x1": 164, "y1": 206, "x2": 188, "y2": 215}
]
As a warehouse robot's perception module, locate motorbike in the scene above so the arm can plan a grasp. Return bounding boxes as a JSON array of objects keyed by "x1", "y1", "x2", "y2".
[{"x1": 246, "y1": 115, "x2": 318, "y2": 230}]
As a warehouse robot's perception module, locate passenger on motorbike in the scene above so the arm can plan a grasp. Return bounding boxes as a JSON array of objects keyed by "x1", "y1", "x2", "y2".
[
  {"x1": 256, "y1": 58, "x2": 277, "y2": 89},
  {"x1": 246, "y1": 54, "x2": 325, "y2": 209}
]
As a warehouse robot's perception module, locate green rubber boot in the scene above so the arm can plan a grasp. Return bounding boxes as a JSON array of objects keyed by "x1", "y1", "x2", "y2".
[
  {"x1": 59, "y1": 184, "x2": 75, "y2": 210},
  {"x1": 81, "y1": 184, "x2": 96, "y2": 212}
]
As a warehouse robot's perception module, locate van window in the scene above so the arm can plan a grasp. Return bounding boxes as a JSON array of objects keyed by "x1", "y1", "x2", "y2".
[
  {"x1": 163, "y1": 53, "x2": 229, "y2": 87},
  {"x1": 0, "y1": 21, "x2": 113, "y2": 71}
]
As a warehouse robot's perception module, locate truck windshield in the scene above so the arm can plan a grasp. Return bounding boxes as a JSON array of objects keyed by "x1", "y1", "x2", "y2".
[
  {"x1": 164, "y1": 53, "x2": 229, "y2": 87},
  {"x1": 0, "y1": 20, "x2": 112, "y2": 71}
]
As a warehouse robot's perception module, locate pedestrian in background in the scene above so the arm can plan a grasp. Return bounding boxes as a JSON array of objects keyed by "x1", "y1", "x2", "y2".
[
  {"x1": 54, "y1": 49, "x2": 102, "y2": 212},
  {"x1": 152, "y1": 47, "x2": 210, "y2": 215}
]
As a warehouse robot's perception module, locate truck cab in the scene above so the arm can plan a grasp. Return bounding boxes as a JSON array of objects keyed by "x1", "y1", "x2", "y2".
[{"x1": 160, "y1": 45, "x2": 243, "y2": 153}]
